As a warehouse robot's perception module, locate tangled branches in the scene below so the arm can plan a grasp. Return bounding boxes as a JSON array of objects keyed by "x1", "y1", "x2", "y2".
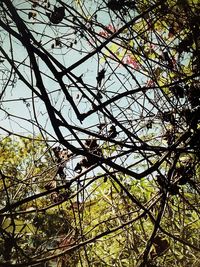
[{"x1": 0, "y1": 0, "x2": 200, "y2": 266}]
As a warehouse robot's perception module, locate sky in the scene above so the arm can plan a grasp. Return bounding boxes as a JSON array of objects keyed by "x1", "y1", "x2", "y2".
[
  {"x1": 0, "y1": 0, "x2": 141, "y2": 141},
  {"x1": 0, "y1": 0, "x2": 160, "y2": 180}
]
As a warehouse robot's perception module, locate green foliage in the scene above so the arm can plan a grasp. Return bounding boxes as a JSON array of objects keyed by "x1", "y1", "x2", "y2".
[
  {"x1": 0, "y1": 135, "x2": 74, "y2": 265},
  {"x1": 1, "y1": 0, "x2": 200, "y2": 266},
  {"x1": 0, "y1": 135, "x2": 49, "y2": 177}
]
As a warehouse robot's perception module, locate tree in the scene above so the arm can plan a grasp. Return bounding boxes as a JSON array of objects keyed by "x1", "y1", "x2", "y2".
[
  {"x1": 0, "y1": 0, "x2": 200, "y2": 266},
  {"x1": 0, "y1": 135, "x2": 78, "y2": 266}
]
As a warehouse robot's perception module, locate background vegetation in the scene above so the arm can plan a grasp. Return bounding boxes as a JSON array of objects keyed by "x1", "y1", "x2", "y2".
[{"x1": 0, "y1": 0, "x2": 200, "y2": 266}]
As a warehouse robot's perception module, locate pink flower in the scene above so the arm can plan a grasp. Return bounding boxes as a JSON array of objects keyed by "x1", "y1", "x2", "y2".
[
  {"x1": 146, "y1": 79, "x2": 155, "y2": 87},
  {"x1": 125, "y1": 55, "x2": 140, "y2": 70},
  {"x1": 99, "y1": 24, "x2": 117, "y2": 38}
]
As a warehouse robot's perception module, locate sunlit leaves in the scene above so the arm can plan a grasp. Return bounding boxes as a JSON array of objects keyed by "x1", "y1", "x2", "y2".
[
  {"x1": 0, "y1": 135, "x2": 48, "y2": 178},
  {"x1": 1, "y1": 0, "x2": 200, "y2": 266}
]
